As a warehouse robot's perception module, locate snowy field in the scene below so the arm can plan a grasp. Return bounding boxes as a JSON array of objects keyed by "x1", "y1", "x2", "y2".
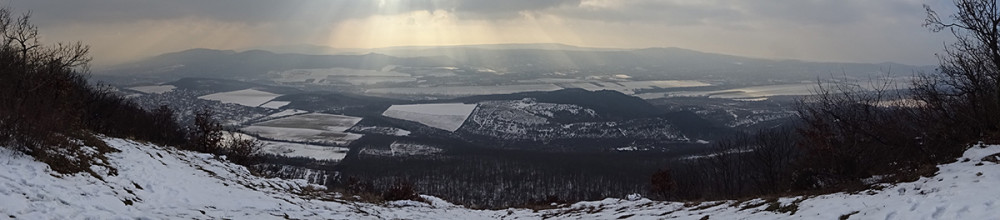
[
  {"x1": 272, "y1": 68, "x2": 417, "y2": 85},
  {"x1": 565, "y1": 80, "x2": 711, "y2": 95},
  {"x1": 366, "y1": 80, "x2": 709, "y2": 97},
  {"x1": 259, "y1": 101, "x2": 291, "y2": 109},
  {"x1": 259, "y1": 141, "x2": 349, "y2": 161},
  {"x1": 259, "y1": 109, "x2": 309, "y2": 121},
  {"x1": 223, "y1": 132, "x2": 349, "y2": 161},
  {"x1": 382, "y1": 103, "x2": 478, "y2": 132},
  {"x1": 2, "y1": 138, "x2": 1000, "y2": 219},
  {"x1": 128, "y1": 85, "x2": 176, "y2": 94},
  {"x1": 241, "y1": 113, "x2": 363, "y2": 146},
  {"x1": 633, "y1": 84, "x2": 820, "y2": 100},
  {"x1": 367, "y1": 84, "x2": 565, "y2": 96},
  {"x1": 198, "y1": 89, "x2": 283, "y2": 108},
  {"x1": 361, "y1": 141, "x2": 444, "y2": 157}
]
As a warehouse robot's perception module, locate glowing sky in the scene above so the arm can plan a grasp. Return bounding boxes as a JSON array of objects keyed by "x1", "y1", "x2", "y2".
[{"x1": 9, "y1": 0, "x2": 958, "y2": 66}]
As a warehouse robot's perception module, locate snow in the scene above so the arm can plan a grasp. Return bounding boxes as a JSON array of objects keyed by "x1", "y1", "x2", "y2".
[
  {"x1": 259, "y1": 141, "x2": 349, "y2": 161},
  {"x1": 259, "y1": 101, "x2": 291, "y2": 109},
  {"x1": 272, "y1": 68, "x2": 416, "y2": 85},
  {"x1": 3, "y1": 139, "x2": 1000, "y2": 219},
  {"x1": 264, "y1": 109, "x2": 309, "y2": 120},
  {"x1": 361, "y1": 141, "x2": 444, "y2": 157},
  {"x1": 352, "y1": 126, "x2": 411, "y2": 136},
  {"x1": 568, "y1": 80, "x2": 710, "y2": 95},
  {"x1": 128, "y1": 85, "x2": 176, "y2": 94},
  {"x1": 198, "y1": 89, "x2": 282, "y2": 108},
  {"x1": 223, "y1": 132, "x2": 349, "y2": 161},
  {"x1": 382, "y1": 103, "x2": 477, "y2": 132},
  {"x1": 366, "y1": 84, "x2": 564, "y2": 96},
  {"x1": 242, "y1": 113, "x2": 364, "y2": 146}
]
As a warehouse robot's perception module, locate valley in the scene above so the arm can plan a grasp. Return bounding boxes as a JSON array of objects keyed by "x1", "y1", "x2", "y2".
[{"x1": 103, "y1": 45, "x2": 916, "y2": 207}]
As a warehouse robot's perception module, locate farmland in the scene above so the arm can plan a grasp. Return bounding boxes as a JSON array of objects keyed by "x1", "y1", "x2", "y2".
[
  {"x1": 382, "y1": 103, "x2": 478, "y2": 132},
  {"x1": 241, "y1": 113, "x2": 363, "y2": 146}
]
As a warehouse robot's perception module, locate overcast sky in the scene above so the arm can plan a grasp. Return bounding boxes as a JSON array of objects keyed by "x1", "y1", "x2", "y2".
[{"x1": 8, "y1": 0, "x2": 958, "y2": 66}]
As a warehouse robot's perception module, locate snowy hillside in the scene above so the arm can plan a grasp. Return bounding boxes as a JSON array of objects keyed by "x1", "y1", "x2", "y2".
[
  {"x1": 3, "y1": 138, "x2": 1000, "y2": 219},
  {"x1": 382, "y1": 103, "x2": 477, "y2": 132}
]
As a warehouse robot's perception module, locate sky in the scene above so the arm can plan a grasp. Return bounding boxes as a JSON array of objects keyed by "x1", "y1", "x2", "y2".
[{"x1": 7, "y1": 0, "x2": 959, "y2": 66}]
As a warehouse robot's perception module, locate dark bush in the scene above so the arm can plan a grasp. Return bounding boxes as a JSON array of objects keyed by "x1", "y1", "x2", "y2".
[
  {"x1": 650, "y1": 168, "x2": 675, "y2": 199},
  {"x1": 222, "y1": 132, "x2": 263, "y2": 166},
  {"x1": 185, "y1": 109, "x2": 223, "y2": 153},
  {"x1": 382, "y1": 179, "x2": 420, "y2": 201}
]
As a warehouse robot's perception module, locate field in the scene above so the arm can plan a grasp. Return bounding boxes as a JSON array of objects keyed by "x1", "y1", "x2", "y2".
[
  {"x1": 272, "y1": 68, "x2": 416, "y2": 85},
  {"x1": 198, "y1": 89, "x2": 283, "y2": 108},
  {"x1": 366, "y1": 84, "x2": 564, "y2": 96},
  {"x1": 634, "y1": 83, "x2": 821, "y2": 100},
  {"x1": 382, "y1": 103, "x2": 478, "y2": 132},
  {"x1": 128, "y1": 85, "x2": 176, "y2": 94},
  {"x1": 563, "y1": 80, "x2": 711, "y2": 95},
  {"x1": 365, "y1": 80, "x2": 709, "y2": 97},
  {"x1": 241, "y1": 113, "x2": 364, "y2": 146},
  {"x1": 259, "y1": 140, "x2": 350, "y2": 161},
  {"x1": 224, "y1": 132, "x2": 349, "y2": 161}
]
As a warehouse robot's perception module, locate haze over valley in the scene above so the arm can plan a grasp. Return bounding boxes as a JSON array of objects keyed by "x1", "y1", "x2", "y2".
[{"x1": 5, "y1": 1, "x2": 1000, "y2": 219}]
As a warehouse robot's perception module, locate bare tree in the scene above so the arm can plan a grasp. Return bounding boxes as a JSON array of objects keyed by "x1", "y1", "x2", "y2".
[{"x1": 921, "y1": 0, "x2": 1000, "y2": 141}]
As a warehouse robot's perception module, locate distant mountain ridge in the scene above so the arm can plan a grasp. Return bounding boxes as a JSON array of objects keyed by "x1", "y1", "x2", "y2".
[{"x1": 97, "y1": 44, "x2": 936, "y2": 83}]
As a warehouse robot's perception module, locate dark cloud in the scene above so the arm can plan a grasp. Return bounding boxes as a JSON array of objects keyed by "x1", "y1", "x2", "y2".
[
  {"x1": 4, "y1": 0, "x2": 953, "y2": 65},
  {"x1": 8, "y1": 0, "x2": 582, "y2": 25},
  {"x1": 548, "y1": 0, "x2": 928, "y2": 27},
  {"x1": 550, "y1": 1, "x2": 744, "y2": 25},
  {"x1": 10, "y1": 0, "x2": 375, "y2": 25}
]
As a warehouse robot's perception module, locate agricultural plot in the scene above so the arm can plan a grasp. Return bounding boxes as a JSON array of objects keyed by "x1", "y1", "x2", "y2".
[
  {"x1": 128, "y1": 85, "x2": 176, "y2": 94},
  {"x1": 198, "y1": 89, "x2": 282, "y2": 108},
  {"x1": 366, "y1": 84, "x2": 564, "y2": 96},
  {"x1": 260, "y1": 141, "x2": 350, "y2": 161},
  {"x1": 241, "y1": 113, "x2": 364, "y2": 146},
  {"x1": 224, "y1": 132, "x2": 349, "y2": 161},
  {"x1": 382, "y1": 103, "x2": 478, "y2": 132},
  {"x1": 565, "y1": 80, "x2": 710, "y2": 95},
  {"x1": 272, "y1": 68, "x2": 416, "y2": 85},
  {"x1": 259, "y1": 101, "x2": 291, "y2": 109},
  {"x1": 360, "y1": 141, "x2": 444, "y2": 157}
]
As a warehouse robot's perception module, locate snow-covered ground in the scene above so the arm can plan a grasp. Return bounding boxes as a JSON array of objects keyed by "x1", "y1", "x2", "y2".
[
  {"x1": 567, "y1": 80, "x2": 710, "y2": 95},
  {"x1": 366, "y1": 84, "x2": 565, "y2": 96},
  {"x1": 128, "y1": 85, "x2": 176, "y2": 94},
  {"x1": 259, "y1": 140, "x2": 350, "y2": 161},
  {"x1": 272, "y1": 68, "x2": 417, "y2": 85},
  {"x1": 382, "y1": 103, "x2": 478, "y2": 132},
  {"x1": 3, "y1": 138, "x2": 1000, "y2": 219},
  {"x1": 242, "y1": 113, "x2": 364, "y2": 146},
  {"x1": 224, "y1": 132, "x2": 350, "y2": 161},
  {"x1": 259, "y1": 101, "x2": 291, "y2": 109},
  {"x1": 361, "y1": 141, "x2": 444, "y2": 157},
  {"x1": 198, "y1": 89, "x2": 282, "y2": 108},
  {"x1": 260, "y1": 109, "x2": 309, "y2": 121}
]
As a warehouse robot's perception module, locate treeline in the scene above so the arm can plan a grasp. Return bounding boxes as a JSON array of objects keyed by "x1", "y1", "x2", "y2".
[
  {"x1": 654, "y1": 0, "x2": 1000, "y2": 201},
  {"x1": 0, "y1": 8, "x2": 261, "y2": 175},
  {"x1": 334, "y1": 135, "x2": 703, "y2": 208}
]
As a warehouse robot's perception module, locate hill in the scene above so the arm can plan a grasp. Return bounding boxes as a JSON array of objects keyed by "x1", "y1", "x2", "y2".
[
  {"x1": 96, "y1": 45, "x2": 934, "y2": 84},
  {"x1": 3, "y1": 137, "x2": 998, "y2": 219}
]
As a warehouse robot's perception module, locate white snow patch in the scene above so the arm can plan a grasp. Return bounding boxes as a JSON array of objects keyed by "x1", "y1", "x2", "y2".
[
  {"x1": 367, "y1": 84, "x2": 563, "y2": 96},
  {"x1": 198, "y1": 89, "x2": 282, "y2": 108},
  {"x1": 128, "y1": 85, "x2": 176, "y2": 94},
  {"x1": 382, "y1": 103, "x2": 477, "y2": 132},
  {"x1": 265, "y1": 109, "x2": 309, "y2": 119},
  {"x1": 259, "y1": 101, "x2": 291, "y2": 109},
  {"x1": 242, "y1": 113, "x2": 364, "y2": 146},
  {"x1": 260, "y1": 141, "x2": 349, "y2": 161}
]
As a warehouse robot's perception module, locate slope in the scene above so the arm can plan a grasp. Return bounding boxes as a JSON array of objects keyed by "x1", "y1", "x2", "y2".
[{"x1": 2, "y1": 137, "x2": 999, "y2": 219}]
